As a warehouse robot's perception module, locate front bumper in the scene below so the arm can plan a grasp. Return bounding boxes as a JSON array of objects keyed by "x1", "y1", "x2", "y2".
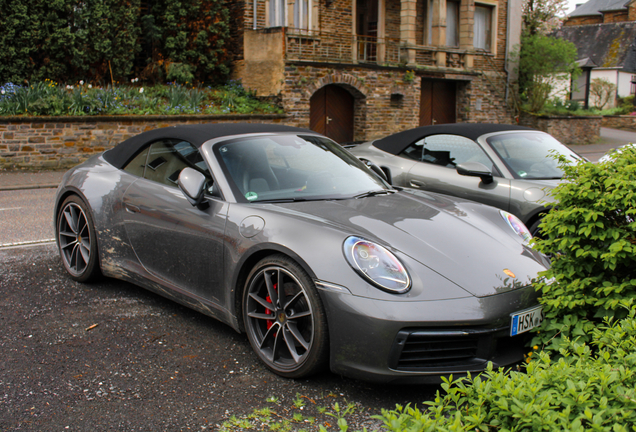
[{"x1": 316, "y1": 283, "x2": 537, "y2": 384}]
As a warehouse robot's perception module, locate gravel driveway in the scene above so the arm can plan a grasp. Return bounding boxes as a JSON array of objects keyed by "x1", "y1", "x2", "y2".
[{"x1": 0, "y1": 244, "x2": 437, "y2": 431}]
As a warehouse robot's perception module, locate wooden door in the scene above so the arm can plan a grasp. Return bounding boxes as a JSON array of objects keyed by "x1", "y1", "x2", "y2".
[
  {"x1": 420, "y1": 80, "x2": 457, "y2": 126},
  {"x1": 310, "y1": 85, "x2": 354, "y2": 143}
]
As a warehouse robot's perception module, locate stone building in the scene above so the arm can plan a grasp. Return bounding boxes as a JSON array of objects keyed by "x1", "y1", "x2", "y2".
[{"x1": 230, "y1": 0, "x2": 523, "y2": 142}]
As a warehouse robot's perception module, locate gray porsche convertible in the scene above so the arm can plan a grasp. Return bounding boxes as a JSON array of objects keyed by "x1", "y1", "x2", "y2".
[
  {"x1": 349, "y1": 124, "x2": 583, "y2": 237},
  {"x1": 54, "y1": 123, "x2": 548, "y2": 383}
]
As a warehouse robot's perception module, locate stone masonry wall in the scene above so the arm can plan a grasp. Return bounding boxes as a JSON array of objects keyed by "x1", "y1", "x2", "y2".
[
  {"x1": 519, "y1": 114, "x2": 602, "y2": 145},
  {"x1": 602, "y1": 115, "x2": 636, "y2": 131},
  {"x1": 0, "y1": 115, "x2": 287, "y2": 170}
]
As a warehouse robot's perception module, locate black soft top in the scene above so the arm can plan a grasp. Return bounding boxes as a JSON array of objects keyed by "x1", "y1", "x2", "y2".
[
  {"x1": 372, "y1": 123, "x2": 533, "y2": 155},
  {"x1": 103, "y1": 123, "x2": 314, "y2": 169}
]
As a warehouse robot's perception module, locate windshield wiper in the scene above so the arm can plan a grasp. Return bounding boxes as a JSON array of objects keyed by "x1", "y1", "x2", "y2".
[
  {"x1": 251, "y1": 197, "x2": 318, "y2": 203},
  {"x1": 353, "y1": 189, "x2": 397, "y2": 199}
]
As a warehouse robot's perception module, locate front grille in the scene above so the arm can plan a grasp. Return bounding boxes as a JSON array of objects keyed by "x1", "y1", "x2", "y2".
[
  {"x1": 389, "y1": 327, "x2": 512, "y2": 371},
  {"x1": 398, "y1": 333, "x2": 479, "y2": 368}
]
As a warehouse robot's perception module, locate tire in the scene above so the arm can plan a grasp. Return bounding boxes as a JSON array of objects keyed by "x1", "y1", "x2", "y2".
[
  {"x1": 529, "y1": 218, "x2": 543, "y2": 240},
  {"x1": 56, "y1": 195, "x2": 101, "y2": 282},
  {"x1": 243, "y1": 255, "x2": 329, "y2": 378}
]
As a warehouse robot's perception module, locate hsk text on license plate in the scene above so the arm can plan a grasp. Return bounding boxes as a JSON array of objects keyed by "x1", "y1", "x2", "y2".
[{"x1": 510, "y1": 306, "x2": 544, "y2": 336}]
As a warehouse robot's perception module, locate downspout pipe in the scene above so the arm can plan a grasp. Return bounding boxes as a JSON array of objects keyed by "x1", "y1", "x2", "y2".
[{"x1": 254, "y1": 0, "x2": 257, "y2": 30}]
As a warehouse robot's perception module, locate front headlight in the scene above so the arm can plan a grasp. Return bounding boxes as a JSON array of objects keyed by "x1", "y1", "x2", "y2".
[
  {"x1": 500, "y1": 211, "x2": 532, "y2": 244},
  {"x1": 343, "y1": 236, "x2": 411, "y2": 293}
]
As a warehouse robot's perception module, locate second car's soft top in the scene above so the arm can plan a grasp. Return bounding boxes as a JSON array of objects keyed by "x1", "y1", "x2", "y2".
[
  {"x1": 103, "y1": 123, "x2": 314, "y2": 169},
  {"x1": 372, "y1": 123, "x2": 533, "y2": 155}
]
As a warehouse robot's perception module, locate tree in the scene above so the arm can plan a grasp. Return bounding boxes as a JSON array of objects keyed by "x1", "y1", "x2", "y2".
[
  {"x1": 523, "y1": 0, "x2": 569, "y2": 36},
  {"x1": 517, "y1": 32, "x2": 580, "y2": 112},
  {"x1": 589, "y1": 78, "x2": 617, "y2": 109}
]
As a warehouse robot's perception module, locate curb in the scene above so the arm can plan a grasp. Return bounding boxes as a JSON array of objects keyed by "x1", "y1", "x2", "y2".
[{"x1": 0, "y1": 184, "x2": 60, "y2": 192}]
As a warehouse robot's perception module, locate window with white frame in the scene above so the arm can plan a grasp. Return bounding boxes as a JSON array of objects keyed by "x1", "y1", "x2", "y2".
[
  {"x1": 473, "y1": 4, "x2": 493, "y2": 51},
  {"x1": 294, "y1": 0, "x2": 309, "y2": 29},
  {"x1": 446, "y1": 1, "x2": 460, "y2": 47},
  {"x1": 269, "y1": 0, "x2": 286, "y2": 27},
  {"x1": 631, "y1": 75, "x2": 636, "y2": 95}
]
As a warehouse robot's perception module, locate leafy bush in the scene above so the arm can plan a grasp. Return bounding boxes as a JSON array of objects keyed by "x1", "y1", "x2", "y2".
[
  {"x1": 0, "y1": 0, "x2": 230, "y2": 85},
  {"x1": 375, "y1": 314, "x2": 636, "y2": 432},
  {"x1": 531, "y1": 148, "x2": 636, "y2": 351},
  {"x1": 0, "y1": 81, "x2": 282, "y2": 116}
]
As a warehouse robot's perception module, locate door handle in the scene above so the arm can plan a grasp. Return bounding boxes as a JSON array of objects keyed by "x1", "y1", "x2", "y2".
[
  {"x1": 326, "y1": 116, "x2": 332, "y2": 124},
  {"x1": 432, "y1": 119, "x2": 436, "y2": 125},
  {"x1": 410, "y1": 180, "x2": 426, "y2": 188},
  {"x1": 125, "y1": 203, "x2": 140, "y2": 213}
]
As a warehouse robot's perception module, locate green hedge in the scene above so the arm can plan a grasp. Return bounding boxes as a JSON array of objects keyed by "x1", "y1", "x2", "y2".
[
  {"x1": 376, "y1": 314, "x2": 636, "y2": 432},
  {"x1": 0, "y1": 0, "x2": 230, "y2": 85},
  {"x1": 532, "y1": 146, "x2": 636, "y2": 351}
]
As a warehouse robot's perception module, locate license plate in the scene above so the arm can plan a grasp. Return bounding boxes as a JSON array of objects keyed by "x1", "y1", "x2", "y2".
[{"x1": 510, "y1": 305, "x2": 544, "y2": 336}]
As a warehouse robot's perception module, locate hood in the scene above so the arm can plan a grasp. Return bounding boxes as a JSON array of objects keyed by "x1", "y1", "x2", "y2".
[{"x1": 273, "y1": 190, "x2": 548, "y2": 298}]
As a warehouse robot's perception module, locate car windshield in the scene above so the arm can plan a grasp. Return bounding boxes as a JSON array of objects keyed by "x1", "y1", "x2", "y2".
[
  {"x1": 215, "y1": 134, "x2": 390, "y2": 202},
  {"x1": 486, "y1": 132, "x2": 581, "y2": 179}
]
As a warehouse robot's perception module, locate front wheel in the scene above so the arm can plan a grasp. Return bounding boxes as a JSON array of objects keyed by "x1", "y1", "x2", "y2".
[
  {"x1": 243, "y1": 255, "x2": 328, "y2": 378},
  {"x1": 529, "y1": 218, "x2": 544, "y2": 240},
  {"x1": 56, "y1": 195, "x2": 100, "y2": 282}
]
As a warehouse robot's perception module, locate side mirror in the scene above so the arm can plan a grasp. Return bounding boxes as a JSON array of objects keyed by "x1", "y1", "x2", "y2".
[
  {"x1": 360, "y1": 159, "x2": 389, "y2": 183},
  {"x1": 456, "y1": 162, "x2": 494, "y2": 184},
  {"x1": 178, "y1": 167, "x2": 208, "y2": 207}
]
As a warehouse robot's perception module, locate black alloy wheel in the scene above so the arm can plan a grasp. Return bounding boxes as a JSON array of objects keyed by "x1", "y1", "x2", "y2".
[
  {"x1": 243, "y1": 255, "x2": 328, "y2": 378},
  {"x1": 57, "y1": 195, "x2": 100, "y2": 282}
]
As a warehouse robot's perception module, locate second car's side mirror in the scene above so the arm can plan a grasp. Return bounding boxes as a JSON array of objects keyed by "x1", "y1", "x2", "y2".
[
  {"x1": 360, "y1": 159, "x2": 389, "y2": 183},
  {"x1": 456, "y1": 162, "x2": 494, "y2": 184},
  {"x1": 178, "y1": 167, "x2": 208, "y2": 207}
]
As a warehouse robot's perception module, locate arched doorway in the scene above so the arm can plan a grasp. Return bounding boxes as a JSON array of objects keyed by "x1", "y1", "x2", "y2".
[{"x1": 310, "y1": 85, "x2": 354, "y2": 143}]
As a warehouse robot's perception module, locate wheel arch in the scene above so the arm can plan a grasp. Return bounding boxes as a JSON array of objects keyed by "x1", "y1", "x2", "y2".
[
  {"x1": 524, "y1": 206, "x2": 551, "y2": 237},
  {"x1": 230, "y1": 243, "x2": 318, "y2": 333}
]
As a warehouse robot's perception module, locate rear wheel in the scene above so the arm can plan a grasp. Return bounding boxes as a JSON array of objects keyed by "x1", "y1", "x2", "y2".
[
  {"x1": 243, "y1": 255, "x2": 328, "y2": 378},
  {"x1": 56, "y1": 195, "x2": 100, "y2": 282}
]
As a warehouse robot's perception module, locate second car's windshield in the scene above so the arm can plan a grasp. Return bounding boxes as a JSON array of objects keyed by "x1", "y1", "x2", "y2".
[
  {"x1": 486, "y1": 132, "x2": 581, "y2": 179},
  {"x1": 215, "y1": 134, "x2": 389, "y2": 202}
]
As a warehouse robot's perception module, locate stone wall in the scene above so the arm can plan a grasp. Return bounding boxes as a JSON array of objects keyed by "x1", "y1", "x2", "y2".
[
  {"x1": 0, "y1": 115, "x2": 287, "y2": 170},
  {"x1": 602, "y1": 115, "x2": 636, "y2": 131},
  {"x1": 519, "y1": 114, "x2": 602, "y2": 145}
]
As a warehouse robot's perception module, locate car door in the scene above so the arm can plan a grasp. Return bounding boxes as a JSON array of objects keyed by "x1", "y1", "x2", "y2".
[
  {"x1": 121, "y1": 139, "x2": 229, "y2": 304},
  {"x1": 402, "y1": 134, "x2": 512, "y2": 211}
]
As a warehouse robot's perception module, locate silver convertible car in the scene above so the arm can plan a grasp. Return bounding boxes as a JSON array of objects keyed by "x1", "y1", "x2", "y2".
[
  {"x1": 349, "y1": 124, "x2": 583, "y2": 237},
  {"x1": 54, "y1": 123, "x2": 548, "y2": 383}
]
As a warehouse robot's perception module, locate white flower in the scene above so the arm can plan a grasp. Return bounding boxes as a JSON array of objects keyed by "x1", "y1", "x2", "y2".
[
  {"x1": 131, "y1": 78, "x2": 135, "y2": 83},
  {"x1": 1, "y1": 90, "x2": 5, "y2": 95},
  {"x1": 80, "y1": 80, "x2": 84, "y2": 85},
  {"x1": 139, "y1": 87, "x2": 144, "y2": 93},
  {"x1": 66, "y1": 85, "x2": 71, "y2": 89},
  {"x1": 88, "y1": 84, "x2": 92, "y2": 89}
]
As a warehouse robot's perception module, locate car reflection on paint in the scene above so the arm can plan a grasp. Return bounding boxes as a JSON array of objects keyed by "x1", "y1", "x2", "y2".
[
  {"x1": 54, "y1": 123, "x2": 548, "y2": 384},
  {"x1": 349, "y1": 123, "x2": 584, "y2": 237}
]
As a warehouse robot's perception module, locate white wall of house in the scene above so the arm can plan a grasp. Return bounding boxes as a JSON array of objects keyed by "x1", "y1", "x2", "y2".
[{"x1": 616, "y1": 71, "x2": 634, "y2": 98}]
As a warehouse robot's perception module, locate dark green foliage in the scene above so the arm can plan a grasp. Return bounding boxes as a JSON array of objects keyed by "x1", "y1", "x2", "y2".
[
  {"x1": 375, "y1": 314, "x2": 636, "y2": 431},
  {"x1": 0, "y1": 0, "x2": 230, "y2": 85},
  {"x1": 140, "y1": 0, "x2": 230, "y2": 84},
  {"x1": 532, "y1": 148, "x2": 636, "y2": 351}
]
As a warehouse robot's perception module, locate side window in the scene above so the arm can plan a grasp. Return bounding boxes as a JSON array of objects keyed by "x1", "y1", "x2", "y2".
[
  {"x1": 124, "y1": 139, "x2": 215, "y2": 194},
  {"x1": 144, "y1": 139, "x2": 212, "y2": 188},
  {"x1": 399, "y1": 134, "x2": 493, "y2": 169},
  {"x1": 123, "y1": 148, "x2": 149, "y2": 177}
]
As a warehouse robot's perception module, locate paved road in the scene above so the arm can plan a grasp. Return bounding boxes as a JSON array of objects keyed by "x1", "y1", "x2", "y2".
[{"x1": 0, "y1": 189, "x2": 56, "y2": 246}]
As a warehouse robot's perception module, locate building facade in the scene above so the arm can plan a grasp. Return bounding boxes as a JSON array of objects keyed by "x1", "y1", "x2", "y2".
[
  {"x1": 558, "y1": 0, "x2": 636, "y2": 108},
  {"x1": 230, "y1": 0, "x2": 522, "y2": 142}
]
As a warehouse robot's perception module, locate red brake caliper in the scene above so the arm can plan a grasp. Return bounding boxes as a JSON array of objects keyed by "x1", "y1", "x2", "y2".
[{"x1": 265, "y1": 283, "x2": 277, "y2": 330}]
